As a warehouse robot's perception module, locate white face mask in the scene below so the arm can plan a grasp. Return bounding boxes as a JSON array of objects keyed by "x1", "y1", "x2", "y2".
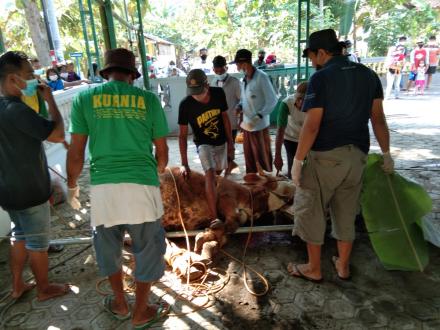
[
  {"x1": 49, "y1": 75, "x2": 58, "y2": 82},
  {"x1": 216, "y1": 73, "x2": 227, "y2": 81},
  {"x1": 239, "y1": 69, "x2": 246, "y2": 75},
  {"x1": 60, "y1": 72, "x2": 68, "y2": 79}
]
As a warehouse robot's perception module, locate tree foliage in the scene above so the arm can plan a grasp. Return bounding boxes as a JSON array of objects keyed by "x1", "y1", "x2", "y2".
[{"x1": 0, "y1": 0, "x2": 438, "y2": 62}]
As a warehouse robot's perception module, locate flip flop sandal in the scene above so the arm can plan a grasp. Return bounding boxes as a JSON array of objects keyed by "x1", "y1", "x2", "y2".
[
  {"x1": 332, "y1": 256, "x2": 351, "y2": 281},
  {"x1": 133, "y1": 301, "x2": 171, "y2": 329},
  {"x1": 102, "y1": 295, "x2": 130, "y2": 321},
  {"x1": 287, "y1": 263, "x2": 323, "y2": 283}
]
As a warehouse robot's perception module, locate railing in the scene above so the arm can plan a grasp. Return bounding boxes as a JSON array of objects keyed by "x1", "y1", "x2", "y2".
[{"x1": 150, "y1": 65, "x2": 314, "y2": 133}]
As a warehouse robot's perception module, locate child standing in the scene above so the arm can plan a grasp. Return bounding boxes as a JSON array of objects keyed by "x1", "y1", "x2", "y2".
[{"x1": 414, "y1": 61, "x2": 427, "y2": 95}]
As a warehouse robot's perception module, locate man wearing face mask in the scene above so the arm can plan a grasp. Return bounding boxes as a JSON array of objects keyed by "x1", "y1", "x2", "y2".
[
  {"x1": 67, "y1": 48, "x2": 170, "y2": 327},
  {"x1": 193, "y1": 48, "x2": 212, "y2": 74},
  {"x1": 233, "y1": 49, "x2": 278, "y2": 176},
  {"x1": 253, "y1": 50, "x2": 267, "y2": 69},
  {"x1": 211, "y1": 55, "x2": 241, "y2": 174},
  {"x1": 30, "y1": 58, "x2": 45, "y2": 79},
  {"x1": 179, "y1": 69, "x2": 234, "y2": 230},
  {"x1": 384, "y1": 36, "x2": 407, "y2": 99},
  {"x1": 287, "y1": 29, "x2": 393, "y2": 282},
  {"x1": 0, "y1": 51, "x2": 69, "y2": 302}
]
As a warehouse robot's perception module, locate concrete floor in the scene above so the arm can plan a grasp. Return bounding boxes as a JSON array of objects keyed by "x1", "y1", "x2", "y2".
[{"x1": 0, "y1": 76, "x2": 439, "y2": 330}]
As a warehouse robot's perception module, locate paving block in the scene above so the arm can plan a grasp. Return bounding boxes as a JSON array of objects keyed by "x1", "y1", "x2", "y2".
[
  {"x1": 275, "y1": 302, "x2": 304, "y2": 321},
  {"x1": 387, "y1": 313, "x2": 422, "y2": 330},
  {"x1": 341, "y1": 289, "x2": 369, "y2": 307},
  {"x1": 334, "y1": 319, "x2": 368, "y2": 330},
  {"x1": 71, "y1": 303, "x2": 102, "y2": 323},
  {"x1": 90, "y1": 311, "x2": 123, "y2": 329},
  {"x1": 272, "y1": 286, "x2": 296, "y2": 303},
  {"x1": 294, "y1": 291, "x2": 325, "y2": 313},
  {"x1": 324, "y1": 298, "x2": 356, "y2": 320},
  {"x1": 422, "y1": 319, "x2": 440, "y2": 330},
  {"x1": 356, "y1": 307, "x2": 388, "y2": 328},
  {"x1": 404, "y1": 301, "x2": 438, "y2": 321},
  {"x1": 49, "y1": 296, "x2": 79, "y2": 317}
]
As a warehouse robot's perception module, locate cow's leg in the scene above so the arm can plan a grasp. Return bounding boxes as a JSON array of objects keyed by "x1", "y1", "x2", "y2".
[{"x1": 194, "y1": 228, "x2": 226, "y2": 259}]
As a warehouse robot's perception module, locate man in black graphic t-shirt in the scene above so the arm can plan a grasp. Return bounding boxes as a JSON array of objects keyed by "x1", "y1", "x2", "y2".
[{"x1": 178, "y1": 69, "x2": 234, "y2": 230}]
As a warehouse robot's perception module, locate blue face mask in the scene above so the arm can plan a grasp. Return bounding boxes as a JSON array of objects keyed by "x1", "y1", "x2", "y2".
[
  {"x1": 17, "y1": 77, "x2": 39, "y2": 97},
  {"x1": 34, "y1": 68, "x2": 44, "y2": 76}
]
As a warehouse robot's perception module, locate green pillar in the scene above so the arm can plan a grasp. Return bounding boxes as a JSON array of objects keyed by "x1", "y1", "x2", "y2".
[
  {"x1": 99, "y1": 0, "x2": 117, "y2": 50},
  {"x1": 136, "y1": 0, "x2": 150, "y2": 90},
  {"x1": 297, "y1": 0, "x2": 310, "y2": 85},
  {"x1": 0, "y1": 26, "x2": 5, "y2": 53},
  {"x1": 79, "y1": 0, "x2": 101, "y2": 82}
]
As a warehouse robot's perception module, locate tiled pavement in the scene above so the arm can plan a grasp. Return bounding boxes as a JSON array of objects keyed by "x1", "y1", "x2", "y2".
[{"x1": 0, "y1": 77, "x2": 439, "y2": 330}]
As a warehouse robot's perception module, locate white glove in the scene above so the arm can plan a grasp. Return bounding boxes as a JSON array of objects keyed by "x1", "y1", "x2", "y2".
[
  {"x1": 291, "y1": 158, "x2": 304, "y2": 186},
  {"x1": 67, "y1": 186, "x2": 81, "y2": 210},
  {"x1": 382, "y1": 151, "x2": 394, "y2": 174}
]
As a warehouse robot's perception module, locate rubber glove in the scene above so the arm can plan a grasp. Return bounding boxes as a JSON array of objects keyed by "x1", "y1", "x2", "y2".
[
  {"x1": 382, "y1": 151, "x2": 394, "y2": 174},
  {"x1": 291, "y1": 158, "x2": 304, "y2": 186},
  {"x1": 67, "y1": 186, "x2": 81, "y2": 210}
]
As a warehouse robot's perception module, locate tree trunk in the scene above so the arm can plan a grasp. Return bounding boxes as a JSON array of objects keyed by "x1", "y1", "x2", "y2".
[
  {"x1": 22, "y1": 0, "x2": 51, "y2": 66},
  {"x1": 0, "y1": 26, "x2": 5, "y2": 53}
]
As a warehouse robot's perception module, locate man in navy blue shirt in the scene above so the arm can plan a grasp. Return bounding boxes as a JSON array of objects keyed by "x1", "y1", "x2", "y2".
[{"x1": 287, "y1": 29, "x2": 394, "y2": 282}]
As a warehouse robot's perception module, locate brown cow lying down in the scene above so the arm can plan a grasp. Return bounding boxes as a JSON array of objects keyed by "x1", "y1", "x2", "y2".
[{"x1": 160, "y1": 167, "x2": 294, "y2": 258}]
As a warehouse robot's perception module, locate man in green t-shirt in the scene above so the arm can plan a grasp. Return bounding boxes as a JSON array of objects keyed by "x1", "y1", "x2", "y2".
[{"x1": 66, "y1": 48, "x2": 170, "y2": 327}]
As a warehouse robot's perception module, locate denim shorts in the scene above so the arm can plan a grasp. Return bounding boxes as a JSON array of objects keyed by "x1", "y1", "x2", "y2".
[
  {"x1": 198, "y1": 143, "x2": 227, "y2": 172},
  {"x1": 7, "y1": 201, "x2": 50, "y2": 251},
  {"x1": 93, "y1": 219, "x2": 166, "y2": 282}
]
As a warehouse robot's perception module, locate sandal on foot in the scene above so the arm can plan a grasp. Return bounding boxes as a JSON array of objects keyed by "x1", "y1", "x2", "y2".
[
  {"x1": 332, "y1": 256, "x2": 351, "y2": 281},
  {"x1": 133, "y1": 302, "x2": 170, "y2": 329},
  {"x1": 102, "y1": 295, "x2": 130, "y2": 321},
  {"x1": 287, "y1": 263, "x2": 323, "y2": 283}
]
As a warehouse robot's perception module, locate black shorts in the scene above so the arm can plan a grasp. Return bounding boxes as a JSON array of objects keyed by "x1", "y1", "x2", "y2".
[{"x1": 427, "y1": 66, "x2": 437, "y2": 74}]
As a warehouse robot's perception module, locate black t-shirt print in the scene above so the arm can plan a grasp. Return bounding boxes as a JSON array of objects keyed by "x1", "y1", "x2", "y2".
[
  {"x1": 0, "y1": 96, "x2": 55, "y2": 210},
  {"x1": 178, "y1": 87, "x2": 228, "y2": 146}
]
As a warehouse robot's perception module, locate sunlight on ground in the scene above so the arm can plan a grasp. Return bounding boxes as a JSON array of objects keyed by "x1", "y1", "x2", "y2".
[
  {"x1": 396, "y1": 128, "x2": 440, "y2": 136},
  {"x1": 394, "y1": 148, "x2": 440, "y2": 160}
]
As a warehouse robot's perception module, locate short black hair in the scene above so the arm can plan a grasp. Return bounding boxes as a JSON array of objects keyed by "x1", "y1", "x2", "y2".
[
  {"x1": 429, "y1": 35, "x2": 436, "y2": 41},
  {"x1": 46, "y1": 67, "x2": 60, "y2": 80},
  {"x1": 399, "y1": 36, "x2": 407, "y2": 42},
  {"x1": 0, "y1": 51, "x2": 29, "y2": 83}
]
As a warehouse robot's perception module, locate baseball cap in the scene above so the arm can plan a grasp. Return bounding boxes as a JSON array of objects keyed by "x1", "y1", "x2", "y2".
[
  {"x1": 302, "y1": 29, "x2": 339, "y2": 58},
  {"x1": 231, "y1": 49, "x2": 252, "y2": 64},
  {"x1": 186, "y1": 69, "x2": 208, "y2": 95},
  {"x1": 212, "y1": 55, "x2": 227, "y2": 68}
]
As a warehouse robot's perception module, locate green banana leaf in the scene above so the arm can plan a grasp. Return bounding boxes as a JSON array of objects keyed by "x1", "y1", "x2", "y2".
[{"x1": 361, "y1": 154, "x2": 432, "y2": 271}]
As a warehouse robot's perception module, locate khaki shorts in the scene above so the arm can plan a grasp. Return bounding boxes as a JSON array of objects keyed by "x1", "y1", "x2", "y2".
[
  {"x1": 198, "y1": 143, "x2": 228, "y2": 172},
  {"x1": 292, "y1": 145, "x2": 367, "y2": 245}
]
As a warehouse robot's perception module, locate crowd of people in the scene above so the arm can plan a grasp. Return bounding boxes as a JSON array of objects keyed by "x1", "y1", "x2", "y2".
[
  {"x1": 30, "y1": 58, "x2": 91, "y2": 92},
  {"x1": 0, "y1": 27, "x2": 404, "y2": 327},
  {"x1": 385, "y1": 35, "x2": 439, "y2": 99}
]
